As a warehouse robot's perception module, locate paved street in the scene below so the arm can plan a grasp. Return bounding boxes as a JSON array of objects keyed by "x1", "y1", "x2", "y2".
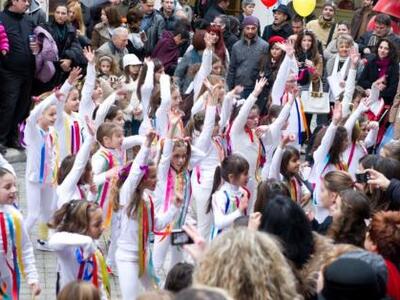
[{"x1": 11, "y1": 161, "x2": 122, "y2": 300}]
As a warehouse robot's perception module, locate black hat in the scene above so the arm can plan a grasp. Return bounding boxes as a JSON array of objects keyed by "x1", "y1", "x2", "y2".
[
  {"x1": 272, "y1": 4, "x2": 291, "y2": 20},
  {"x1": 319, "y1": 258, "x2": 385, "y2": 300}
]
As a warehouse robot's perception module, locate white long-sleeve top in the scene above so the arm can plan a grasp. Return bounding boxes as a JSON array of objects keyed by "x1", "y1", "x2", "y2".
[
  {"x1": 230, "y1": 93, "x2": 259, "y2": 179},
  {"x1": 79, "y1": 62, "x2": 97, "y2": 120},
  {"x1": 268, "y1": 145, "x2": 310, "y2": 203},
  {"x1": 309, "y1": 122, "x2": 340, "y2": 222},
  {"x1": 188, "y1": 48, "x2": 213, "y2": 102},
  {"x1": 0, "y1": 204, "x2": 39, "y2": 286},
  {"x1": 25, "y1": 93, "x2": 59, "y2": 184},
  {"x1": 138, "y1": 61, "x2": 155, "y2": 136},
  {"x1": 343, "y1": 105, "x2": 378, "y2": 178},
  {"x1": 93, "y1": 92, "x2": 117, "y2": 129},
  {"x1": 154, "y1": 138, "x2": 204, "y2": 229},
  {"x1": 48, "y1": 232, "x2": 108, "y2": 300},
  {"x1": 117, "y1": 144, "x2": 178, "y2": 261},
  {"x1": 57, "y1": 134, "x2": 95, "y2": 208},
  {"x1": 260, "y1": 102, "x2": 292, "y2": 179},
  {"x1": 192, "y1": 105, "x2": 224, "y2": 188},
  {"x1": 342, "y1": 68, "x2": 357, "y2": 118},
  {"x1": 211, "y1": 182, "x2": 246, "y2": 238},
  {"x1": 154, "y1": 74, "x2": 173, "y2": 138}
]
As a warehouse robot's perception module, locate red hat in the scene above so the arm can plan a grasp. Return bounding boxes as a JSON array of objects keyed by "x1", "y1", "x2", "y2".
[{"x1": 268, "y1": 35, "x2": 286, "y2": 46}]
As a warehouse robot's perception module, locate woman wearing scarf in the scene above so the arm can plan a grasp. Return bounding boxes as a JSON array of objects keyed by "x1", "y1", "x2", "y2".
[{"x1": 358, "y1": 38, "x2": 399, "y2": 105}]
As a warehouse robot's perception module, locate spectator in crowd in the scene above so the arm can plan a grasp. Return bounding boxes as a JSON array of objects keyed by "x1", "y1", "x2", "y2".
[
  {"x1": 237, "y1": 0, "x2": 255, "y2": 24},
  {"x1": 126, "y1": 7, "x2": 145, "y2": 60},
  {"x1": 91, "y1": 5, "x2": 122, "y2": 50},
  {"x1": 365, "y1": 210, "x2": 400, "y2": 300},
  {"x1": 57, "y1": 281, "x2": 101, "y2": 300},
  {"x1": 306, "y1": 2, "x2": 337, "y2": 48},
  {"x1": 358, "y1": 38, "x2": 399, "y2": 105},
  {"x1": 262, "y1": 4, "x2": 292, "y2": 43},
  {"x1": 291, "y1": 14, "x2": 304, "y2": 35},
  {"x1": 206, "y1": 24, "x2": 228, "y2": 67},
  {"x1": 0, "y1": 0, "x2": 37, "y2": 154},
  {"x1": 351, "y1": 0, "x2": 376, "y2": 40},
  {"x1": 213, "y1": 15, "x2": 239, "y2": 53},
  {"x1": 96, "y1": 26, "x2": 129, "y2": 74},
  {"x1": 204, "y1": 0, "x2": 229, "y2": 23},
  {"x1": 324, "y1": 20, "x2": 359, "y2": 60},
  {"x1": 67, "y1": 1, "x2": 90, "y2": 47},
  {"x1": 140, "y1": 0, "x2": 165, "y2": 55},
  {"x1": 43, "y1": 4, "x2": 86, "y2": 88},
  {"x1": 227, "y1": 16, "x2": 268, "y2": 98},
  {"x1": 260, "y1": 195, "x2": 334, "y2": 299},
  {"x1": 151, "y1": 27, "x2": 190, "y2": 76},
  {"x1": 193, "y1": 228, "x2": 302, "y2": 300},
  {"x1": 164, "y1": 262, "x2": 194, "y2": 294},
  {"x1": 27, "y1": 0, "x2": 46, "y2": 26},
  {"x1": 358, "y1": 13, "x2": 400, "y2": 58},
  {"x1": 160, "y1": 0, "x2": 177, "y2": 31}
]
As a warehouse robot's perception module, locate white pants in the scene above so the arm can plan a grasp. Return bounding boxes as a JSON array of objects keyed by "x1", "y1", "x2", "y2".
[
  {"x1": 115, "y1": 255, "x2": 153, "y2": 300},
  {"x1": 152, "y1": 235, "x2": 183, "y2": 278},
  {"x1": 192, "y1": 181, "x2": 213, "y2": 239},
  {"x1": 106, "y1": 210, "x2": 121, "y2": 269},
  {"x1": 24, "y1": 180, "x2": 55, "y2": 236}
]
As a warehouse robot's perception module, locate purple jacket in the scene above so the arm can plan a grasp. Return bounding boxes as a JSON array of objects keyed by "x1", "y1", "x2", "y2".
[
  {"x1": 151, "y1": 31, "x2": 179, "y2": 74},
  {"x1": 34, "y1": 26, "x2": 58, "y2": 83}
]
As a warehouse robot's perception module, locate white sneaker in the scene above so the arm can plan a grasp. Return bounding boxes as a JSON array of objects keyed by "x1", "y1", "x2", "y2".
[{"x1": 36, "y1": 239, "x2": 54, "y2": 252}]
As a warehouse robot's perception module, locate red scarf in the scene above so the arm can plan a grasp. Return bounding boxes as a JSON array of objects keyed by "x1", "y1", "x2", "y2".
[{"x1": 376, "y1": 57, "x2": 390, "y2": 78}]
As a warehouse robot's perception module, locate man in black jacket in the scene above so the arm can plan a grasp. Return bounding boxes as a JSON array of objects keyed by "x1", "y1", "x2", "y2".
[
  {"x1": 0, "y1": 0, "x2": 36, "y2": 154},
  {"x1": 262, "y1": 4, "x2": 293, "y2": 43}
]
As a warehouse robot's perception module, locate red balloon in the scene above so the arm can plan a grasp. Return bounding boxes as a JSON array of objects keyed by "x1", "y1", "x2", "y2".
[{"x1": 261, "y1": 0, "x2": 277, "y2": 8}]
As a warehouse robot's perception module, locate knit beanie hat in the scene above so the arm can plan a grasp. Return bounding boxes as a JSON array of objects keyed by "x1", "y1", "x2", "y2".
[
  {"x1": 319, "y1": 257, "x2": 385, "y2": 300},
  {"x1": 242, "y1": 16, "x2": 259, "y2": 27}
]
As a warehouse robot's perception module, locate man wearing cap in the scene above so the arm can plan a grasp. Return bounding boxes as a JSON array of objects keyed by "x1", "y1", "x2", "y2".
[
  {"x1": 227, "y1": 16, "x2": 268, "y2": 98},
  {"x1": 262, "y1": 4, "x2": 293, "y2": 43},
  {"x1": 306, "y1": 2, "x2": 337, "y2": 48}
]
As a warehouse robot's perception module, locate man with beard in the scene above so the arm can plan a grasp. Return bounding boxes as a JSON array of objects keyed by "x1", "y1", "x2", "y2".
[
  {"x1": 306, "y1": 2, "x2": 337, "y2": 48},
  {"x1": 227, "y1": 16, "x2": 268, "y2": 98},
  {"x1": 351, "y1": 0, "x2": 376, "y2": 40},
  {"x1": 262, "y1": 4, "x2": 293, "y2": 42}
]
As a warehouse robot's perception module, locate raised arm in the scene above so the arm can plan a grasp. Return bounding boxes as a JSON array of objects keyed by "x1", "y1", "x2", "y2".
[
  {"x1": 80, "y1": 47, "x2": 97, "y2": 119},
  {"x1": 344, "y1": 99, "x2": 369, "y2": 139},
  {"x1": 140, "y1": 59, "x2": 155, "y2": 116},
  {"x1": 194, "y1": 98, "x2": 217, "y2": 153},
  {"x1": 120, "y1": 131, "x2": 155, "y2": 206},
  {"x1": 193, "y1": 34, "x2": 213, "y2": 101},
  {"x1": 342, "y1": 48, "x2": 360, "y2": 118},
  {"x1": 93, "y1": 92, "x2": 117, "y2": 129},
  {"x1": 155, "y1": 74, "x2": 172, "y2": 138}
]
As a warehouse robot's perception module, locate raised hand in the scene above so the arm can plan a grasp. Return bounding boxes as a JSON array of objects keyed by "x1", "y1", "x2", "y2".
[
  {"x1": 83, "y1": 46, "x2": 95, "y2": 64},
  {"x1": 252, "y1": 77, "x2": 268, "y2": 97},
  {"x1": 255, "y1": 125, "x2": 269, "y2": 138},
  {"x1": 248, "y1": 212, "x2": 262, "y2": 231},
  {"x1": 280, "y1": 133, "x2": 295, "y2": 147},
  {"x1": 182, "y1": 224, "x2": 207, "y2": 262},
  {"x1": 85, "y1": 115, "x2": 96, "y2": 137},
  {"x1": 67, "y1": 67, "x2": 82, "y2": 85},
  {"x1": 359, "y1": 97, "x2": 371, "y2": 113},
  {"x1": 227, "y1": 85, "x2": 244, "y2": 99},
  {"x1": 366, "y1": 169, "x2": 390, "y2": 190},
  {"x1": 145, "y1": 129, "x2": 157, "y2": 147},
  {"x1": 350, "y1": 47, "x2": 360, "y2": 67}
]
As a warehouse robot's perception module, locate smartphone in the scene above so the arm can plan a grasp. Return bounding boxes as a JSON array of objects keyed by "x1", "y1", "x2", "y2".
[
  {"x1": 171, "y1": 229, "x2": 193, "y2": 246},
  {"x1": 355, "y1": 172, "x2": 370, "y2": 183}
]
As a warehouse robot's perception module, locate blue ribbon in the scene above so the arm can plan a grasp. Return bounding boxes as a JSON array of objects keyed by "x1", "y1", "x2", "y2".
[{"x1": 294, "y1": 99, "x2": 302, "y2": 144}]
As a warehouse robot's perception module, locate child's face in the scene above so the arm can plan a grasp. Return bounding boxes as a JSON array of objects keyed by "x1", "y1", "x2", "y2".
[
  {"x1": 246, "y1": 109, "x2": 259, "y2": 129},
  {"x1": 243, "y1": 4, "x2": 255, "y2": 16},
  {"x1": 111, "y1": 111, "x2": 125, "y2": 128},
  {"x1": 0, "y1": 173, "x2": 17, "y2": 205},
  {"x1": 100, "y1": 60, "x2": 111, "y2": 75},
  {"x1": 87, "y1": 208, "x2": 104, "y2": 240},
  {"x1": 92, "y1": 83, "x2": 103, "y2": 101},
  {"x1": 65, "y1": 89, "x2": 80, "y2": 113},
  {"x1": 340, "y1": 135, "x2": 350, "y2": 153},
  {"x1": 358, "y1": 121, "x2": 368, "y2": 141},
  {"x1": 141, "y1": 165, "x2": 157, "y2": 191},
  {"x1": 109, "y1": 129, "x2": 124, "y2": 149},
  {"x1": 212, "y1": 61, "x2": 223, "y2": 76},
  {"x1": 320, "y1": 181, "x2": 336, "y2": 209},
  {"x1": 171, "y1": 145, "x2": 187, "y2": 172},
  {"x1": 231, "y1": 171, "x2": 249, "y2": 187},
  {"x1": 287, "y1": 156, "x2": 300, "y2": 174},
  {"x1": 42, "y1": 105, "x2": 57, "y2": 127},
  {"x1": 338, "y1": 43, "x2": 351, "y2": 58},
  {"x1": 171, "y1": 89, "x2": 182, "y2": 110},
  {"x1": 337, "y1": 24, "x2": 350, "y2": 36},
  {"x1": 128, "y1": 65, "x2": 141, "y2": 75}
]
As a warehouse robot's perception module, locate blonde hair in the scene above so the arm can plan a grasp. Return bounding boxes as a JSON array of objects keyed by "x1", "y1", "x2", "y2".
[
  {"x1": 136, "y1": 290, "x2": 173, "y2": 300},
  {"x1": 336, "y1": 34, "x2": 354, "y2": 48},
  {"x1": 57, "y1": 281, "x2": 100, "y2": 300},
  {"x1": 194, "y1": 228, "x2": 303, "y2": 300},
  {"x1": 67, "y1": 0, "x2": 86, "y2": 35}
]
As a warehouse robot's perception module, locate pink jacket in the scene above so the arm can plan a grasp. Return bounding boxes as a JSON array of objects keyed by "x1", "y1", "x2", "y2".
[{"x1": 0, "y1": 23, "x2": 9, "y2": 53}]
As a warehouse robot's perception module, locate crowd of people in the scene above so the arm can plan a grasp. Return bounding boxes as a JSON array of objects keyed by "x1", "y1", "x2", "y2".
[{"x1": 0, "y1": 0, "x2": 400, "y2": 299}]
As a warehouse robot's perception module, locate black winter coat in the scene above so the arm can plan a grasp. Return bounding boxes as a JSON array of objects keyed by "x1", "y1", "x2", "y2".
[{"x1": 357, "y1": 55, "x2": 399, "y2": 105}]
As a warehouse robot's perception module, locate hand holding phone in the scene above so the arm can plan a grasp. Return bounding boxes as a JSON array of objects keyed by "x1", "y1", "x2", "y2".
[{"x1": 171, "y1": 229, "x2": 194, "y2": 246}]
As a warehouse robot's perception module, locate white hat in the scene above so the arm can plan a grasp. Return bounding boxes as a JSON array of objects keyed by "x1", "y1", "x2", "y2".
[{"x1": 123, "y1": 54, "x2": 142, "y2": 68}]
